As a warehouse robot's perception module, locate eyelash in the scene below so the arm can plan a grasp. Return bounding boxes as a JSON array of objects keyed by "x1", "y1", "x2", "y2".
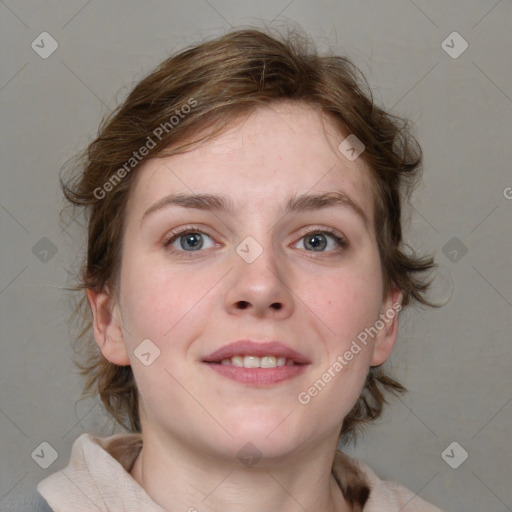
[
  {"x1": 163, "y1": 225, "x2": 348, "y2": 257},
  {"x1": 294, "y1": 227, "x2": 348, "y2": 253}
]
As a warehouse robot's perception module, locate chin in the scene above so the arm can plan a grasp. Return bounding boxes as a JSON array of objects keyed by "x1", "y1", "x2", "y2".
[
  {"x1": 223, "y1": 422, "x2": 305, "y2": 458},
  {"x1": 212, "y1": 437, "x2": 304, "y2": 467}
]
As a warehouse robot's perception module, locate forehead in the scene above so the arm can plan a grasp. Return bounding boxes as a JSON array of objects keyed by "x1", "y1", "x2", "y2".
[{"x1": 127, "y1": 102, "x2": 375, "y2": 224}]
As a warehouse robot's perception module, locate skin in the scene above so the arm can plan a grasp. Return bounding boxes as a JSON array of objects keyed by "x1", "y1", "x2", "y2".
[{"x1": 87, "y1": 101, "x2": 402, "y2": 512}]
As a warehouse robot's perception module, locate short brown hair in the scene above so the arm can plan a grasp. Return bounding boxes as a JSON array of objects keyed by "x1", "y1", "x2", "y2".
[{"x1": 61, "y1": 27, "x2": 439, "y2": 443}]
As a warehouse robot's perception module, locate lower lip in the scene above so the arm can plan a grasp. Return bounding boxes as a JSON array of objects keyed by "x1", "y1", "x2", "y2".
[{"x1": 204, "y1": 363, "x2": 309, "y2": 385}]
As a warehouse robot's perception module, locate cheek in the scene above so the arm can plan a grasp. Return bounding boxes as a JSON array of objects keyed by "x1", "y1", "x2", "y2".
[
  {"x1": 119, "y1": 258, "x2": 225, "y2": 360},
  {"x1": 119, "y1": 260, "x2": 191, "y2": 337},
  {"x1": 302, "y1": 266, "x2": 384, "y2": 342},
  {"x1": 122, "y1": 284, "x2": 172, "y2": 342}
]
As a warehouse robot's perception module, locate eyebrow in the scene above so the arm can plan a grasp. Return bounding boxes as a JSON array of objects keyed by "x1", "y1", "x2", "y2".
[{"x1": 141, "y1": 191, "x2": 370, "y2": 230}]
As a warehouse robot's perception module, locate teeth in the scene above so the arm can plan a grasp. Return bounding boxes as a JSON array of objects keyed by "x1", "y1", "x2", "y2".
[
  {"x1": 260, "y1": 356, "x2": 277, "y2": 368},
  {"x1": 220, "y1": 355, "x2": 290, "y2": 368},
  {"x1": 231, "y1": 356, "x2": 244, "y2": 367},
  {"x1": 244, "y1": 356, "x2": 260, "y2": 368}
]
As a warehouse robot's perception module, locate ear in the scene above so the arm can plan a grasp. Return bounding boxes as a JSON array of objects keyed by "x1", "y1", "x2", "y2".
[
  {"x1": 370, "y1": 286, "x2": 403, "y2": 367},
  {"x1": 86, "y1": 287, "x2": 130, "y2": 366}
]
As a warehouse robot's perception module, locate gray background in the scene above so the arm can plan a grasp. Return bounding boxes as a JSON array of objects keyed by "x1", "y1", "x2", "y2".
[{"x1": 1, "y1": 1, "x2": 511, "y2": 511}]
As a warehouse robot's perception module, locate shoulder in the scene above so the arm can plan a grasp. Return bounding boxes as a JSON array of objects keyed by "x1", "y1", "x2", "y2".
[
  {"x1": 332, "y1": 451, "x2": 443, "y2": 511},
  {"x1": 37, "y1": 432, "x2": 162, "y2": 512}
]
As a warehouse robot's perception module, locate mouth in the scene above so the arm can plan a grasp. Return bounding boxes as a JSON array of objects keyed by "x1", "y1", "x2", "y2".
[
  {"x1": 208, "y1": 355, "x2": 304, "y2": 368},
  {"x1": 202, "y1": 340, "x2": 311, "y2": 385}
]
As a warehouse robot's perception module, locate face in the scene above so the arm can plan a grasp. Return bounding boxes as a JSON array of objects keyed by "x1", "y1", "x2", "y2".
[{"x1": 90, "y1": 101, "x2": 402, "y2": 462}]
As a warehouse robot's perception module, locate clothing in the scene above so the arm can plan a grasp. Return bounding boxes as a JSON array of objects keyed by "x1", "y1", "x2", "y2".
[{"x1": 37, "y1": 433, "x2": 442, "y2": 511}]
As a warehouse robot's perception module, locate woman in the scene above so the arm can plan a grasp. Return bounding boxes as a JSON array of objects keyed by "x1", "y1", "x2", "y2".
[{"x1": 37, "y1": 28, "x2": 443, "y2": 511}]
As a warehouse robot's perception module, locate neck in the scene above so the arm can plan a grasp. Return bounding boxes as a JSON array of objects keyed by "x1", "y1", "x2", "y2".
[{"x1": 129, "y1": 430, "x2": 352, "y2": 512}]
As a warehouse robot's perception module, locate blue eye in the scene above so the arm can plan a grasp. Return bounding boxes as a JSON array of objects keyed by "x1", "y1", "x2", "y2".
[
  {"x1": 163, "y1": 227, "x2": 348, "y2": 257},
  {"x1": 295, "y1": 230, "x2": 348, "y2": 252},
  {"x1": 164, "y1": 230, "x2": 216, "y2": 252}
]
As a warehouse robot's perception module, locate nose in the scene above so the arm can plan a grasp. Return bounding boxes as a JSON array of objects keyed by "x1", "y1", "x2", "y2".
[{"x1": 223, "y1": 238, "x2": 295, "y2": 319}]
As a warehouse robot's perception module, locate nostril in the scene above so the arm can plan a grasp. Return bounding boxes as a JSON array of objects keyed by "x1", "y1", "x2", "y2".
[{"x1": 234, "y1": 301, "x2": 283, "y2": 310}]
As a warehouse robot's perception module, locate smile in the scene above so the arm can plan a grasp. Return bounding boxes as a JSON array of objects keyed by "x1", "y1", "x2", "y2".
[
  {"x1": 218, "y1": 355, "x2": 297, "y2": 368},
  {"x1": 202, "y1": 340, "x2": 310, "y2": 385}
]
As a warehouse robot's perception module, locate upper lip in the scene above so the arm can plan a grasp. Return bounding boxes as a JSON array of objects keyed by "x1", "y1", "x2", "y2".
[{"x1": 203, "y1": 340, "x2": 311, "y2": 364}]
